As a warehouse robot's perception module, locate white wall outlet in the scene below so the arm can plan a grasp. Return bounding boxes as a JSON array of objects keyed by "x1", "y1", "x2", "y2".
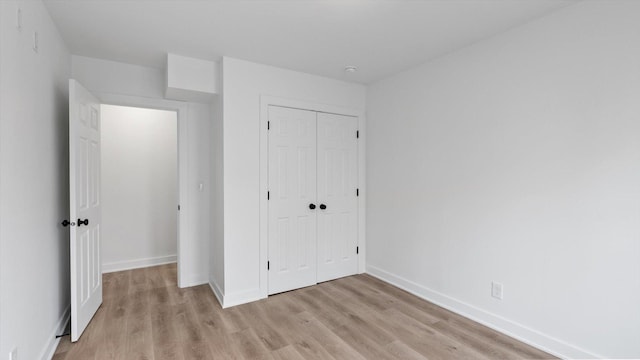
[
  {"x1": 9, "y1": 347, "x2": 17, "y2": 360},
  {"x1": 491, "y1": 281, "x2": 503, "y2": 300}
]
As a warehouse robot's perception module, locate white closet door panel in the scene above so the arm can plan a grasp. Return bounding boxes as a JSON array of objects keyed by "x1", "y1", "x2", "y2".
[
  {"x1": 268, "y1": 106, "x2": 318, "y2": 295},
  {"x1": 317, "y1": 112, "x2": 358, "y2": 282}
]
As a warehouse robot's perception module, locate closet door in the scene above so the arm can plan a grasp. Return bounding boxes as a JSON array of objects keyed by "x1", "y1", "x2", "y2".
[
  {"x1": 268, "y1": 106, "x2": 318, "y2": 295},
  {"x1": 316, "y1": 113, "x2": 359, "y2": 282}
]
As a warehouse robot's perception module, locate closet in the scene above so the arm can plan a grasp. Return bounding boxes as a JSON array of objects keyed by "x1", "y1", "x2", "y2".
[{"x1": 267, "y1": 105, "x2": 359, "y2": 295}]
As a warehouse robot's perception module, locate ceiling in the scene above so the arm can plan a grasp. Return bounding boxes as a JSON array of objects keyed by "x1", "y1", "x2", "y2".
[{"x1": 43, "y1": 0, "x2": 578, "y2": 84}]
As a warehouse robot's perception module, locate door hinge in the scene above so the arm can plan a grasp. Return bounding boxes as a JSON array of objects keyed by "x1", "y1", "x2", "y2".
[
  {"x1": 356, "y1": 246, "x2": 359, "y2": 254},
  {"x1": 267, "y1": 261, "x2": 270, "y2": 270},
  {"x1": 356, "y1": 188, "x2": 359, "y2": 197},
  {"x1": 178, "y1": 205, "x2": 181, "y2": 211},
  {"x1": 267, "y1": 191, "x2": 270, "y2": 200},
  {"x1": 356, "y1": 130, "x2": 359, "y2": 139},
  {"x1": 267, "y1": 121, "x2": 270, "y2": 130}
]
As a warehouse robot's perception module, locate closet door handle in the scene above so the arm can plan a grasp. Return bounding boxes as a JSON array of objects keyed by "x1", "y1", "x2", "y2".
[
  {"x1": 309, "y1": 203, "x2": 316, "y2": 210},
  {"x1": 319, "y1": 204, "x2": 327, "y2": 210},
  {"x1": 77, "y1": 218, "x2": 89, "y2": 226}
]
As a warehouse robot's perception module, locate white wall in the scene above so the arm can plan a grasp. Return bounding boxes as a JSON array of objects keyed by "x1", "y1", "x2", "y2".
[
  {"x1": 101, "y1": 105, "x2": 177, "y2": 272},
  {"x1": 166, "y1": 53, "x2": 220, "y2": 102},
  {"x1": 0, "y1": 1, "x2": 71, "y2": 359},
  {"x1": 184, "y1": 101, "x2": 211, "y2": 286},
  {"x1": 72, "y1": 55, "x2": 211, "y2": 286},
  {"x1": 218, "y1": 57, "x2": 366, "y2": 306},
  {"x1": 366, "y1": 1, "x2": 640, "y2": 358},
  {"x1": 72, "y1": 55, "x2": 164, "y2": 99}
]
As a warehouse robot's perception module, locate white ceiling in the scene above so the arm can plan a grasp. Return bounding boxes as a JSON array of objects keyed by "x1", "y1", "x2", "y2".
[{"x1": 43, "y1": 0, "x2": 578, "y2": 84}]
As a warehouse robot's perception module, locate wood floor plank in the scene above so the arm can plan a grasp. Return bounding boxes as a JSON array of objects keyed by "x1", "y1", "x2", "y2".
[
  {"x1": 181, "y1": 341, "x2": 215, "y2": 360},
  {"x1": 295, "y1": 311, "x2": 367, "y2": 360},
  {"x1": 355, "y1": 274, "x2": 460, "y2": 322},
  {"x1": 129, "y1": 266, "x2": 150, "y2": 294},
  {"x1": 290, "y1": 339, "x2": 336, "y2": 360},
  {"x1": 242, "y1": 301, "x2": 290, "y2": 351},
  {"x1": 153, "y1": 341, "x2": 185, "y2": 360},
  {"x1": 230, "y1": 327, "x2": 275, "y2": 359},
  {"x1": 54, "y1": 264, "x2": 555, "y2": 360},
  {"x1": 384, "y1": 340, "x2": 429, "y2": 360},
  {"x1": 95, "y1": 298, "x2": 128, "y2": 360},
  {"x1": 375, "y1": 307, "x2": 491, "y2": 360},
  {"x1": 445, "y1": 315, "x2": 556, "y2": 359},
  {"x1": 310, "y1": 283, "x2": 397, "y2": 346},
  {"x1": 173, "y1": 302, "x2": 205, "y2": 343},
  {"x1": 271, "y1": 345, "x2": 306, "y2": 360},
  {"x1": 124, "y1": 312, "x2": 153, "y2": 360},
  {"x1": 204, "y1": 328, "x2": 246, "y2": 359},
  {"x1": 431, "y1": 319, "x2": 526, "y2": 359},
  {"x1": 151, "y1": 303, "x2": 179, "y2": 347}
]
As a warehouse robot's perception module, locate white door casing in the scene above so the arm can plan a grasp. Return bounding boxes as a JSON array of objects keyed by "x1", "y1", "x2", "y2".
[
  {"x1": 69, "y1": 79, "x2": 102, "y2": 342},
  {"x1": 316, "y1": 112, "x2": 359, "y2": 282},
  {"x1": 268, "y1": 106, "x2": 318, "y2": 295}
]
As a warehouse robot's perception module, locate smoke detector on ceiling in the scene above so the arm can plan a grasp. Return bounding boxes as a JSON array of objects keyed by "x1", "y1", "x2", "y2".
[{"x1": 344, "y1": 66, "x2": 358, "y2": 73}]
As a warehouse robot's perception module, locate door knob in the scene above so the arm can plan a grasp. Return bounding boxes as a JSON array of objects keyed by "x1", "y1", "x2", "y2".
[
  {"x1": 319, "y1": 204, "x2": 327, "y2": 210},
  {"x1": 77, "y1": 218, "x2": 89, "y2": 226},
  {"x1": 61, "y1": 220, "x2": 76, "y2": 227},
  {"x1": 309, "y1": 204, "x2": 316, "y2": 210}
]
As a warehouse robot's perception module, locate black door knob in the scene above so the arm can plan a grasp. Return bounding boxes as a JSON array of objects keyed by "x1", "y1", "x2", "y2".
[
  {"x1": 61, "y1": 220, "x2": 76, "y2": 227},
  {"x1": 77, "y1": 218, "x2": 89, "y2": 226},
  {"x1": 319, "y1": 204, "x2": 327, "y2": 210},
  {"x1": 309, "y1": 204, "x2": 316, "y2": 210}
]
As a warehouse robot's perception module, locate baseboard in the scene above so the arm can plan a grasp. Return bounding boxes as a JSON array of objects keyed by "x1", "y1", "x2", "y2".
[
  {"x1": 102, "y1": 255, "x2": 177, "y2": 273},
  {"x1": 39, "y1": 304, "x2": 70, "y2": 360},
  {"x1": 223, "y1": 288, "x2": 265, "y2": 308},
  {"x1": 366, "y1": 265, "x2": 601, "y2": 360},
  {"x1": 180, "y1": 274, "x2": 209, "y2": 288},
  {"x1": 209, "y1": 278, "x2": 224, "y2": 307},
  {"x1": 208, "y1": 286, "x2": 264, "y2": 309}
]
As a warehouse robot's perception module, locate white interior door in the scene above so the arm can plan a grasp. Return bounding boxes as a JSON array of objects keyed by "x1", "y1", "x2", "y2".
[
  {"x1": 316, "y1": 112, "x2": 359, "y2": 282},
  {"x1": 268, "y1": 106, "x2": 318, "y2": 295},
  {"x1": 69, "y1": 79, "x2": 102, "y2": 342}
]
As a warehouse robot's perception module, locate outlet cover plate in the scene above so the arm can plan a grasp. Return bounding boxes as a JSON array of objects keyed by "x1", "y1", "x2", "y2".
[{"x1": 492, "y1": 281, "x2": 503, "y2": 300}]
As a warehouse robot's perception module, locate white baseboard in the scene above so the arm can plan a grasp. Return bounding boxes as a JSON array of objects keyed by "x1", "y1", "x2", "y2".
[
  {"x1": 222, "y1": 288, "x2": 264, "y2": 308},
  {"x1": 180, "y1": 274, "x2": 209, "y2": 288},
  {"x1": 102, "y1": 255, "x2": 177, "y2": 273},
  {"x1": 366, "y1": 265, "x2": 600, "y2": 360},
  {"x1": 209, "y1": 278, "x2": 224, "y2": 307},
  {"x1": 207, "y1": 284, "x2": 264, "y2": 309},
  {"x1": 39, "y1": 304, "x2": 70, "y2": 360}
]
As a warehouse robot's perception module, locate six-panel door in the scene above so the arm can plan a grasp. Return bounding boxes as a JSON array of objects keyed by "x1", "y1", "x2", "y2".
[
  {"x1": 316, "y1": 112, "x2": 359, "y2": 282},
  {"x1": 69, "y1": 79, "x2": 103, "y2": 342},
  {"x1": 268, "y1": 106, "x2": 318, "y2": 295}
]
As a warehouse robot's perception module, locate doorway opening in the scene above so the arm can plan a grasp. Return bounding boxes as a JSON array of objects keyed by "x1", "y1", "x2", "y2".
[{"x1": 100, "y1": 104, "x2": 179, "y2": 282}]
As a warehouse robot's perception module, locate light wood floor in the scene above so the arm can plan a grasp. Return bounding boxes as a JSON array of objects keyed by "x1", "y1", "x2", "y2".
[{"x1": 54, "y1": 264, "x2": 554, "y2": 359}]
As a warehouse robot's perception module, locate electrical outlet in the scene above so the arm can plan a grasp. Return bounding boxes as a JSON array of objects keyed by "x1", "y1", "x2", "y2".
[
  {"x1": 491, "y1": 281, "x2": 503, "y2": 300},
  {"x1": 9, "y1": 347, "x2": 17, "y2": 360}
]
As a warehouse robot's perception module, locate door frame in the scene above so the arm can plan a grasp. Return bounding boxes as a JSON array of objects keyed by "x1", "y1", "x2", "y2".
[
  {"x1": 259, "y1": 95, "x2": 366, "y2": 299},
  {"x1": 96, "y1": 93, "x2": 189, "y2": 288}
]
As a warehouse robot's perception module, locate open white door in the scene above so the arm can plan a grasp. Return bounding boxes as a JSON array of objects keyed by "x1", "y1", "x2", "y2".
[{"x1": 69, "y1": 79, "x2": 102, "y2": 342}]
